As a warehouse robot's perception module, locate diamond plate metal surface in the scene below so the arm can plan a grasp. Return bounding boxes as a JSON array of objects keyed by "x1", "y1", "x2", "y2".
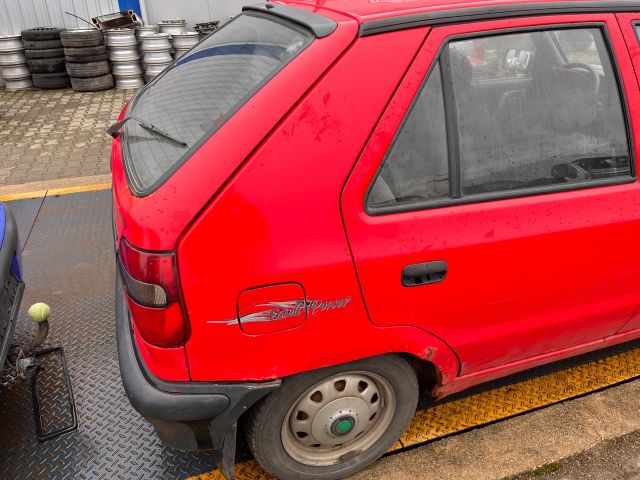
[
  {"x1": 0, "y1": 190, "x2": 220, "y2": 479},
  {"x1": 7, "y1": 197, "x2": 44, "y2": 252}
]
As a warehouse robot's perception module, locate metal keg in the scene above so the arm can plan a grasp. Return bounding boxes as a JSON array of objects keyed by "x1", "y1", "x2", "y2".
[
  {"x1": 5, "y1": 77, "x2": 33, "y2": 90},
  {"x1": 141, "y1": 33, "x2": 172, "y2": 83},
  {"x1": 0, "y1": 35, "x2": 25, "y2": 53},
  {"x1": 111, "y1": 61, "x2": 142, "y2": 77},
  {"x1": 0, "y1": 51, "x2": 27, "y2": 66},
  {"x1": 143, "y1": 50, "x2": 172, "y2": 64},
  {"x1": 141, "y1": 33, "x2": 172, "y2": 52},
  {"x1": 144, "y1": 62, "x2": 171, "y2": 82},
  {"x1": 135, "y1": 25, "x2": 158, "y2": 55},
  {"x1": 115, "y1": 76, "x2": 145, "y2": 89},
  {"x1": 0, "y1": 34, "x2": 32, "y2": 90},
  {"x1": 136, "y1": 25, "x2": 158, "y2": 40},
  {"x1": 105, "y1": 28, "x2": 137, "y2": 47},
  {"x1": 2, "y1": 64, "x2": 31, "y2": 79},
  {"x1": 171, "y1": 32, "x2": 199, "y2": 50},
  {"x1": 109, "y1": 46, "x2": 140, "y2": 62},
  {"x1": 172, "y1": 31, "x2": 199, "y2": 59},
  {"x1": 158, "y1": 19, "x2": 187, "y2": 36},
  {"x1": 107, "y1": 28, "x2": 144, "y2": 89}
]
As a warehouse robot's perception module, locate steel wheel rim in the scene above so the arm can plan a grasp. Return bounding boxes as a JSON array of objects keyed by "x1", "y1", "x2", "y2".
[{"x1": 281, "y1": 371, "x2": 396, "y2": 466}]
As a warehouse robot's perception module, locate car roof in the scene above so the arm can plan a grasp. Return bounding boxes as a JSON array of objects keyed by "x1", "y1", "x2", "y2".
[{"x1": 277, "y1": 0, "x2": 640, "y2": 35}]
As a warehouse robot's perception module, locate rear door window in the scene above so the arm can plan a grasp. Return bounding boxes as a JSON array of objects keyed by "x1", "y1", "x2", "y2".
[
  {"x1": 368, "y1": 26, "x2": 632, "y2": 212},
  {"x1": 451, "y1": 28, "x2": 630, "y2": 196},
  {"x1": 123, "y1": 13, "x2": 313, "y2": 195}
]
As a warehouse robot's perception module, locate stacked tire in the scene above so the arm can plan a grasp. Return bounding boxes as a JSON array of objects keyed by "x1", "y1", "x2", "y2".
[
  {"x1": 21, "y1": 27, "x2": 70, "y2": 90},
  {"x1": 61, "y1": 28, "x2": 113, "y2": 92}
]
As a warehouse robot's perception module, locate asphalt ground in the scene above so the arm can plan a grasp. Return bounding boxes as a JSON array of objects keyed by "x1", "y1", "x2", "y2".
[{"x1": 512, "y1": 427, "x2": 640, "y2": 480}]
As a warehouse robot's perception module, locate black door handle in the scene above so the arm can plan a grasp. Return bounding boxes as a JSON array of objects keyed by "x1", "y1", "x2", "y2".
[{"x1": 402, "y1": 261, "x2": 448, "y2": 287}]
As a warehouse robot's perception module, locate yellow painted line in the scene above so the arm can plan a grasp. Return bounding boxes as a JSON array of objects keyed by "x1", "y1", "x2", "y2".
[
  {"x1": 0, "y1": 182, "x2": 111, "y2": 202},
  {"x1": 189, "y1": 346, "x2": 640, "y2": 480}
]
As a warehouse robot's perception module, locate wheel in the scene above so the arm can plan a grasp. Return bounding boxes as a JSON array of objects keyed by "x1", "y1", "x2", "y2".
[
  {"x1": 70, "y1": 73, "x2": 114, "y2": 92},
  {"x1": 23, "y1": 39, "x2": 63, "y2": 50},
  {"x1": 27, "y1": 57, "x2": 66, "y2": 74},
  {"x1": 24, "y1": 48, "x2": 64, "y2": 59},
  {"x1": 66, "y1": 61, "x2": 110, "y2": 78},
  {"x1": 245, "y1": 354, "x2": 418, "y2": 480},
  {"x1": 60, "y1": 29, "x2": 104, "y2": 48},
  {"x1": 21, "y1": 27, "x2": 65, "y2": 41},
  {"x1": 32, "y1": 72, "x2": 70, "y2": 90}
]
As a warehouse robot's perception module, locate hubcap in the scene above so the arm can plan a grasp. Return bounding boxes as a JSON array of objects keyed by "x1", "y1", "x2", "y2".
[
  {"x1": 281, "y1": 371, "x2": 396, "y2": 466},
  {"x1": 331, "y1": 415, "x2": 355, "y2": 437}
]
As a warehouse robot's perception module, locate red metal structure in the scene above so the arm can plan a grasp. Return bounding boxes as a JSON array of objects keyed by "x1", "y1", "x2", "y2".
[{"x1": 111, "y1": 1, "x2": 640, "y2": 478}]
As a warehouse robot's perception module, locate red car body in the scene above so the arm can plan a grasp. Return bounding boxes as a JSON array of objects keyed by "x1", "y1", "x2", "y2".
[{"x1": 113, "y1": 1, "x2": 640, "y2": 478}]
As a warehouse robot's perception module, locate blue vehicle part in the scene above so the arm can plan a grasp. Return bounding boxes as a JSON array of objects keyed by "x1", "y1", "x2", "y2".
[{"x1": 0, "y1": 203, "x2": 25, "y2": 373}]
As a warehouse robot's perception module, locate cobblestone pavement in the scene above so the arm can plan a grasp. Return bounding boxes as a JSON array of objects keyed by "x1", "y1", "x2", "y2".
[{"x1": 0, "y1": 88, "x2": 130, "y2": 186}]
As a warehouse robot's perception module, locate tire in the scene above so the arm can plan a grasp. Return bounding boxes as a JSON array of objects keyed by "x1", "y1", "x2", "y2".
[
  {"x1": 32, "y1": 72, "x2": 70, "y2": 90},
  {"x1": 245, "y1": 354, "x2": 419, "y2": 480},
  {"x1": 60, "y1": 29, "x2": 104, "y2": 48},
  {"x1": 66, "y1": 52, "x2": 109, "y2": 63},
  {"x1": 66, "y1": 61, "x2": 110, "y2": 78},
  {"x1": 21, "y1": 27, "x2": 65, "y2": 41},
  {"x1": 70, "y1": 73, "x2": 114, "y2": 92},
  {"x1": 63, "y1": 45, "x2": 107, "y2": 56},
  {"x1": 27, "y1": 57, "x2": 66, "y2": 74},
  {"x1": 64, "y1": 45, "x2": 108, "y2": 63},
  {"x1": 23, "y1": 39, "x2": 63, "y2": 50},
  {"x1": 24, "y1": 48, "x2": 64, "y2": 59}
]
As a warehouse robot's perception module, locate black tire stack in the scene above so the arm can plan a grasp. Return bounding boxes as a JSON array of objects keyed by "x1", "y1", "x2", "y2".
[
  {"x1": 21, "y1": 27, "x2": 70, "y2": 89},
  {"x1": 61, "y1": 28, "x2": 114, "y2": 92}
]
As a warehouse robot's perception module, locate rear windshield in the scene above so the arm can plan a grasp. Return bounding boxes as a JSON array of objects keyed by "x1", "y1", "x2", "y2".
[{"x1": 122, "y1": 13, "x2": 313, "y2": 195}]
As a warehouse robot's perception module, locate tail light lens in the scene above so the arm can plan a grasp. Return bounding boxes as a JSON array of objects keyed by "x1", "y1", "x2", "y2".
[{"x1": 118, "y1": 238, "x2": 188, "y2": 347}]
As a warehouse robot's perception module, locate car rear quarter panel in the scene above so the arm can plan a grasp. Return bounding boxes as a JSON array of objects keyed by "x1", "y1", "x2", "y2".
[
  {"x1": 178, "y1": 26, "x2": 460, "y2": 383},
  {"x1": 112, "y1": 16, "x2": 358, "y2": 253}
]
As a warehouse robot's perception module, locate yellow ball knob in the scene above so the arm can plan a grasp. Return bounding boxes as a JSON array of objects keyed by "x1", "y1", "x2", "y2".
[{"x1": 28, "y1": 303, "x2": 51, "y2": 323}]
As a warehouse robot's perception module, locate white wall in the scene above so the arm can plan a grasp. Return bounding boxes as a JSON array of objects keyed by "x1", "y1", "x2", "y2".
[
  {"x1": 0, "y1": 0, "x2": 120, "y2": 35},
  {"x1": 0, "y1": 0, "x2": 249, "y2": 36},
  {"x1": 143, "y1": 0, "x2": 250, "y2": 27}
]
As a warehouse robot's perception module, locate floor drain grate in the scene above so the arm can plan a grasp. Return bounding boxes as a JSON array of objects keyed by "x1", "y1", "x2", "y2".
[{"x1": 31, "y1": 347, "x2": 77, "y2": 441}]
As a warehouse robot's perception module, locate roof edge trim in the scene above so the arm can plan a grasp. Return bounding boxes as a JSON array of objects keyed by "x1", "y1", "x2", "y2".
[{"x1": 359, "y1": 1, "x2": 640, "y2": 36}]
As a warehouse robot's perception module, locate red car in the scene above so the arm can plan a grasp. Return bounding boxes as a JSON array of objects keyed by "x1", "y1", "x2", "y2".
[{"x1": 111, "y1": 1, "x2": 640, "y2": 478}]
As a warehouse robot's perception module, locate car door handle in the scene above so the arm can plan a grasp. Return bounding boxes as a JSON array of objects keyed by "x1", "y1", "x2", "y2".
[{"x1": 402, "y1": 261, "x2": 448, "y2": 287}]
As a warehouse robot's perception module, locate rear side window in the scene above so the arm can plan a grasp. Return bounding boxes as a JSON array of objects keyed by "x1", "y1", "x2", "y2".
[
  {"x1": 123, "y1": 13, "x2": 313, "y2": 195},
  {"x1": 368, "y1": 27, "x2": 631, "y2": 211},
  {"x1": 368, "y1": 62, "x2": 449, "y2": 207}
]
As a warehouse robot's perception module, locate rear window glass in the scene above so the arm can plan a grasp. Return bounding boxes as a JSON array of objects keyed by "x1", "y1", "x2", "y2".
[{"x1": 123, "y1": 13, "x2": 313, "y2": 194}]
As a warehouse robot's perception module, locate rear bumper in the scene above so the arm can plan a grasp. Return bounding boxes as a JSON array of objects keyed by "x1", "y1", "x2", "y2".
[
  {"x1": 115, "y1": 274, "x2": 280, "y2": 451},
  {"x1": 0, "y1": 207, "x2": 24, "y2": 373}
]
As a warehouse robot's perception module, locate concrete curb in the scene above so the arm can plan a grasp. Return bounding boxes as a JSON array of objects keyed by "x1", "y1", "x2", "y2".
[
  {"x1": 349, "y1": 379, "x2": 640, "y2": 480},
  {"x1": 0, "y1": 174, "x2": 112, "y2": 200}
]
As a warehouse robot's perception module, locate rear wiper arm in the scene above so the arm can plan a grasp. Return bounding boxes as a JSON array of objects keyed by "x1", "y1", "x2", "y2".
[{"x1": 107, "y1": 115, "x2": 188, "y2": 147}]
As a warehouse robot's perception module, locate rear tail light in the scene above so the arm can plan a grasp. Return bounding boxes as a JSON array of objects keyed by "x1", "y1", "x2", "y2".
[{"x1": 118, "y1": 238, "x2": 188, "y2": 347}]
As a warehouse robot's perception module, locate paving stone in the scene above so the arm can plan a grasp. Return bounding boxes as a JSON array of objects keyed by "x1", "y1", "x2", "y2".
[{"x1": 0, "y1": 89, "x2": 130, "y2": 186}]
